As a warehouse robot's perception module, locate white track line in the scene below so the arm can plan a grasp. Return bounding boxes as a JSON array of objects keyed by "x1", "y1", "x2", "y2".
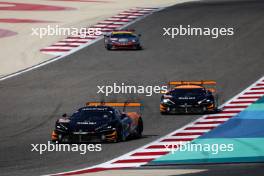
[
  {"x1": 187, "y1": 124, "x2": 220, "y2": 127},
  {"x1": 199, "y1": 118, "x2": 230, "y2": 122},
  {"x1": 0, "y1": 7, "x2": 162, "y2": 82}
]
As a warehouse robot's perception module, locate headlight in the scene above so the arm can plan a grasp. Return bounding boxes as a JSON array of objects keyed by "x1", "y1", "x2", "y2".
[
  {"x1": 162, "y1": 99, "x2": 174, "y2": 104},
  {"x1": 132, "y1": 39, "x2": 137, "y2": 43},
  {"x1": 198, "y1": 99, "x2": 211, "y2": 104},
  {"x1": 96, "y1": 124, "x2": 113, "y2": 131},
  {"x1": 95, "y1": 126, "x2": 103, "y2": 131},
  {"x1": 198, "y1": 100, "x2": 204, "y2": 104},
  {"x1": 56, "y1": 124, "x2": 68, "y2": 130},
  {"x1": 162, "y1": 99, "x2": 170, "y2": 103}
]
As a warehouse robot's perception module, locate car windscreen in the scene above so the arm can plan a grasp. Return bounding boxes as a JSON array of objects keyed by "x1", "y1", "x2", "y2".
[
  {"x1": 71, "y1": 110, "x2": 113, "y2": 122},
  {"x1": 170, "y1": 88, "x2": 206, "y2": 97},
  {"x1": 111, "y1": 33, "x2": 136, "y2": 38}
]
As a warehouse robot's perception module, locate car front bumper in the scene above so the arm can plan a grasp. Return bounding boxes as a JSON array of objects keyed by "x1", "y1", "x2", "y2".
[
  {"x1": 160, "y1": 103, "x2": 215, "y2": 114},
  {"x1": 52, "y1": 129, "x2": 118, "y2": 143},
  {"x1": 111, "y1": 43, "x2": 140, "y2": 49}
]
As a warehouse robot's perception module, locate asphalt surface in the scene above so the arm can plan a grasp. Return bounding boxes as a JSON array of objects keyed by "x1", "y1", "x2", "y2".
[{"x1": 0, "y1": 0, "x2": 264, "y2": 175}]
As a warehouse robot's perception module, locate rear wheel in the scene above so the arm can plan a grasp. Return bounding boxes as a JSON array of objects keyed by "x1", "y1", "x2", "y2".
[{"x1": 117, "y1": 126, "x2": 126, "y2": 142}]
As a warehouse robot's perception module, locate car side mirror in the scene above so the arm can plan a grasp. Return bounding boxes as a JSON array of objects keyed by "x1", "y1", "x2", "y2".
[
  {"x1": 138, "y1": 34, "x2": 142, "y2": 37},
  {"x1": 62, "y1": 113, "x2": 67, "y2": 117}
]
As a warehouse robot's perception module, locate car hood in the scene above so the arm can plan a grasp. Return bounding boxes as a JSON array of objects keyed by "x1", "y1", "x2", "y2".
[
  {"x1": 68, "y1": 119, "x2": 111, "y2": 132},
  {"x1": 110, "y1": 37, "x2": 137, "y2": 42},
  {"x1": 171, "y1": 95, "x2": 205, "y2": 105}
]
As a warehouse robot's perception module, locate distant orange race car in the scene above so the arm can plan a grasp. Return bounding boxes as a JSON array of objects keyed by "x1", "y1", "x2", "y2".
[
  {"x1": 52, "y1": 102, "x2": 143, "y2": 143},
  {"x1": 160, "y1": 81, "x2": 218, "y2": 114},
  {"x1": 104, "y1": 30, "x2": 142, "y2": 50}
]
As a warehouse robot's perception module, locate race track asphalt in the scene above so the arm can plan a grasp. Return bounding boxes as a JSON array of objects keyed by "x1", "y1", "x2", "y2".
[{"x1": 0, "y1": 0, "x2": 264, "y2": 175}]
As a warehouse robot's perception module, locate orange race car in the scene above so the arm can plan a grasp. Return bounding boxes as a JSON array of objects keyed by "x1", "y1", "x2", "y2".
[
  {"x1": 104, "y1": 30, "x2": 142, "y2": 50},
  {"x1": 160, "y1": 80, "x2": 218, "y2": 114},
  {"x1": 52, "y1": 102, "x2": 143, "y2": 143}
]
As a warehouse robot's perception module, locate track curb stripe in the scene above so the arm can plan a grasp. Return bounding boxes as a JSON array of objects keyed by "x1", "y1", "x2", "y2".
[
  {"x1": 131, "y1": 152, "x2": 169, "y2": 156},
  {"x1": 0, "y1": 7, "x2": 165, "y2": 82},
  {"x1": 40, "y1": 7, "x2": 159, "y2": 56},
  {"x1": 49, "y1": 76, "x2": 264, "y2": 176}
]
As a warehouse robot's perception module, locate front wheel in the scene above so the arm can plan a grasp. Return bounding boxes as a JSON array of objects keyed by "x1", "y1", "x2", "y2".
[
  {"x1": 106, "y1": 44, "x2": 112, "y2": 50},
  {"x1": 136, "y1": 44, "x2": 142, "y2": 50},
  {"x1": 198, "y1": 106, "x2": 207, "y2": 114},
  {"x1": 160, "y1": 111, "x2": 169, "y2": 115},
  {"x1": 117, "y1": 126, "x2": 126, "y2": 142},
  {"x1": 57, "y1": 134, "x2": 70, "y2": 143},
  {"x1": 135, "y1": 118, "x2": 143, "y2": 138}
]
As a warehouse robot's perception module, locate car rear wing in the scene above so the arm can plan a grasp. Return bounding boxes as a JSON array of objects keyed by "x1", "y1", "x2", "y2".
[
  {"x1": 104, "y1": 29, "x2": 135, "y2": 35},
  {"x1": 167, "y1": 80, "x2": 217, "y2": 93},
  {"x1": 86, "y1": 102, "x2": 143, "y2": 114},
  {"x1": 112, "y1": 29, "x2": 135, "y2": 32}
]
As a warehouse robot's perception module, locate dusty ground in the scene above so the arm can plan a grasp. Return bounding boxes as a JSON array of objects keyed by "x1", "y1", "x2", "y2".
[{"x1": 0, "y1": 0, "x2": 191, "y2": 77}]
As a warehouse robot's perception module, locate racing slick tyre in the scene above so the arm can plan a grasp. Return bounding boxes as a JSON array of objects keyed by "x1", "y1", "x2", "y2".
[
  {"x1": 106, "y1": 44, "x2": 112, "y2": 50},
  {"x1": 136, "y1": 45, "x2": 142, "y2": 50},
  {"x1": 160, "y1": 111, "x2": 169, "y2": 115},
  {"x1": 197, "y1": 106, "x2": 207, "y2": 114},
  {"x1": 57, "y1": 134, "x2": 70, "y2": 143},
  {"x1": 135, "y1": 117, "x2": 143, "y2": 138},
  {"x1": 116, "y1": 126, "x2": 127, "y2": 142}
]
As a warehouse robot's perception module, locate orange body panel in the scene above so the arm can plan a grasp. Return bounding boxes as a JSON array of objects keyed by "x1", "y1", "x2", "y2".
[
  {"x1": 86, "y1": 102, "x2": 141, "y2": 107},
  {"x1": 126, "y1": 112, "x2": 140, "y2": 125},
  {"x1": 169, "y1": 80, "x2": 216, "y2": 86},
  {"x1": 174, "y1": 85, "x2": 203, "y2": 89},
  {"x1": 160, "y1": 104, "x2": 166, "y2": 112},
  {"x1": 51, "y1": 131, "x2": 58, "y2": 141},
  {"x1": 172, "y1": 85, "x2": 216, "y2": 93}
]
